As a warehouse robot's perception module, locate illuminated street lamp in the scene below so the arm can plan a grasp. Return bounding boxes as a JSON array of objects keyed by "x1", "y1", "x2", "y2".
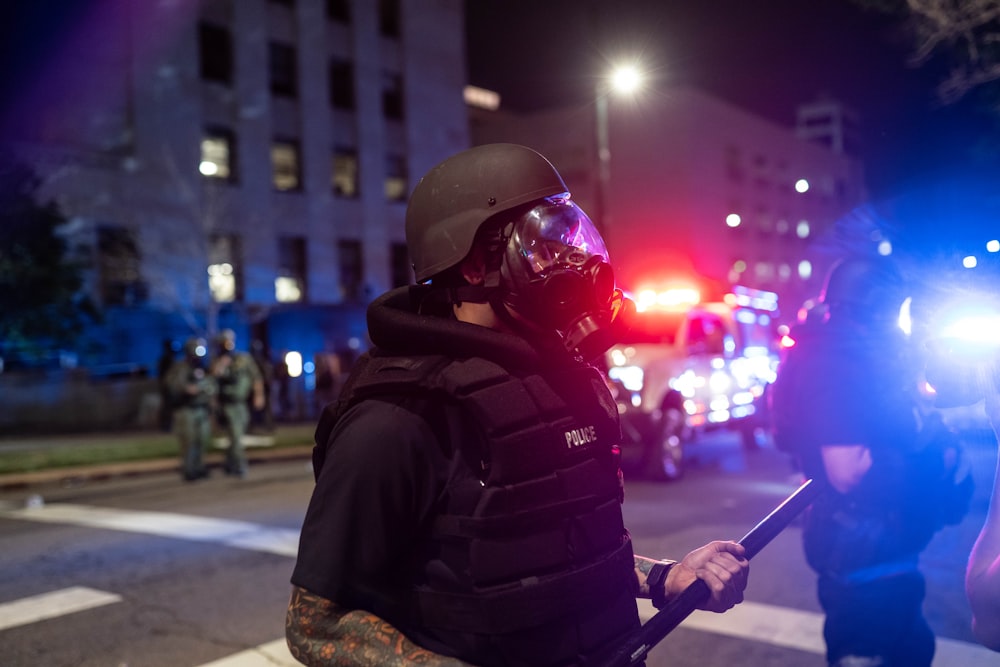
[{"x1": 595, "y1": 63, "x2": 644, "y2": 243}]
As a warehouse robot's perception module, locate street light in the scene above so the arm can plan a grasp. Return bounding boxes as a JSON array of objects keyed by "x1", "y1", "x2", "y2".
[{"x1": 594, "y1": 64, "x2": 644, "y2": 245}]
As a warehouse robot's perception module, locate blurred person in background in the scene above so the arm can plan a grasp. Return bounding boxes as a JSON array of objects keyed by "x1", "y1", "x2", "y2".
[
  {"x1": 166, "y1": 337, "x2": 216, "y2": 482},
  {"x1": 284, "y1": 144, "x2": 750, "y2": 666},
  {"x1": 250, "y1": 338, "x2": 275, "y2": 433},
  {"x1": 156, "y1": 337, "x2": 178, "y2": 432},
  {"x1": 966, "y1": 380, "x2": 1000, "y2": 651},
  {"x1": 770, "y1": 256, "x2": 971, "y2": 667},
  {"x1": 211, "y1": 329, "x2": 265, "y2": 478}
]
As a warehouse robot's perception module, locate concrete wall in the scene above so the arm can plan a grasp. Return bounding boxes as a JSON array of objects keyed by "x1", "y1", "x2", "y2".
[{"x1": 0, "y1": 371, "x2": 160, "y2": 435}]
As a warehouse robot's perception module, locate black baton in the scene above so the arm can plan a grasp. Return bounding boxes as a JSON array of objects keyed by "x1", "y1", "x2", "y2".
[{"x1": 597, "y1": 477, "x2": 824, "y2": 667}]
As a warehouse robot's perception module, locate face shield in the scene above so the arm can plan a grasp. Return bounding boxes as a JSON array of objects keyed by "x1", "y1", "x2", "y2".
[{"x1": 499, "y1": 196, "x2": 633, "y2": 360}]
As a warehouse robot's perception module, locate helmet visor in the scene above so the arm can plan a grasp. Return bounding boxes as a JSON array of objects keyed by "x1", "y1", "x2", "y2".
[{"x1": 508, "y1": 197, "x2": 609, "y2": 279}]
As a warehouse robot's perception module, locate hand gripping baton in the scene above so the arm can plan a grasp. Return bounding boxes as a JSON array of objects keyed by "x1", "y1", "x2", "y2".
[{"x1": 596, "y1": 477, "x2": 824, "y2": 667}]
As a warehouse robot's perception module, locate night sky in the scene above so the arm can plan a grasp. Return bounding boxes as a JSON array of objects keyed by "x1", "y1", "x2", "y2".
[{"x1": 465, "y1": 0, "x2": 999, "y2": 208}]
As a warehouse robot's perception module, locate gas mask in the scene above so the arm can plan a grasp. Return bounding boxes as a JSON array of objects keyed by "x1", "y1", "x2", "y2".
[{"x1": 497, "y1": 196, "x2": 633, "y2": 360}]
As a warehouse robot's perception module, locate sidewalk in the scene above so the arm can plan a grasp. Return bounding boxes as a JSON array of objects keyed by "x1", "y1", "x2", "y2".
[{"x1": 0, "y1": 424, "x2": 316, "y2": 490}]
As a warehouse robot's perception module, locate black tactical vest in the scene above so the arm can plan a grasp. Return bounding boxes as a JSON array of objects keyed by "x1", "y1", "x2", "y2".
[{"x1": 316, "y1": 351, "x2": 641, "y2": 666}]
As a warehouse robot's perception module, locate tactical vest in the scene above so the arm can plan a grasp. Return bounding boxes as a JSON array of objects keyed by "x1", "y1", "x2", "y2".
[{"x1": 318, "y1": 351, "x2": 641, "y2": 666}]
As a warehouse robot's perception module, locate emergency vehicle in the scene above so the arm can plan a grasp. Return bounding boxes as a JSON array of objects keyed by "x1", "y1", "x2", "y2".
[{"x1": 604, "y1": 282, "x2": 780, "y2": 480}]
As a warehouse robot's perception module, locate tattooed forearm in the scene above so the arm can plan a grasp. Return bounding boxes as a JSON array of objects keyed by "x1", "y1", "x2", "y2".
[
  {"x1": 285, "y1": 586, "x2": 472, "y2": 666},
  {"x1": 634, "y1": 555, "x2": 660, "y2": 598}
]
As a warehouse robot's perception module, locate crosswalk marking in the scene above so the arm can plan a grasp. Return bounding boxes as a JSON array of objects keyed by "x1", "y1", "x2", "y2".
[
  {"x1": 1, "y1": 503, "x2": 299, "y2": 557},
  {"x1": 5, "y1": 504, "x2": 997, "y2": 666},
  {"x1": 0, "y1": 586, "x2": 121, "y2": 632},
  {"x1": 638, "y1": 599, "x2": 1000, "y2": 666},
  {"x1": 196, "y1": 639, "x2": 299, "y2": 667}
]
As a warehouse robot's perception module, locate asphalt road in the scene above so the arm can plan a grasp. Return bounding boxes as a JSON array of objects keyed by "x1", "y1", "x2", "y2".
[{"x1": 1, "y1": 429, "x2": 997, "y2": 667}]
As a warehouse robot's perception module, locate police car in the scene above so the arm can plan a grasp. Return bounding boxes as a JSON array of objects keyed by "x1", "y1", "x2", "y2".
[{"x1": 604, "y1": 284, "x2": 779, "y2": 480}]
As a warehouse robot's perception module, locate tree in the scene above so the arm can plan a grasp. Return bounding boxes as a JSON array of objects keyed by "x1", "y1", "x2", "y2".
[
  {"x1": 0, "y1": 160, "x2": 99, "y2": 363},
  {"x1": 861, "y1": 0, "x2": 1000, "y2": 104}
]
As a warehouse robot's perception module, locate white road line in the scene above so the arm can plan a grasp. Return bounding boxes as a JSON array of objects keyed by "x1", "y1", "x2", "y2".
[
  {"x1": 0, "y1": 586, "x2": 122, "y2": 632},
  {"x1": 638, "y1": 599, "x2": 1000, "y2": 666},
  {"x1": 196, "y1": 639, "x2": 299, "y2": 667},
  {"x1": 5, "y1": 505, "x2": 997, "y2": 665},
  {"x1": 1, "y1": 503, "x2": 299, "y2": 557}
]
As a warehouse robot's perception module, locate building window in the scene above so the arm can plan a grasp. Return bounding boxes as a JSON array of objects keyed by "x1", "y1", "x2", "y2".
[
  {"x1": 385, "y1": 154, "x2": 407, "y2": 202},
  {"x1": 326, "y1": 0, "x2": 350, "y2": 22},
  {"x1": 332, "y1": 148, "x2": 359, "y2": 197},
  {"x1": 338, "y1": 239, "x2": 363, "y2": 301},
  {"x1": 277, "y1": 236, "x2": 307, "y2": 303},
  {"x1": 97, "y1": 225, "x2": 147, "y2": 306},
  {"x1": 329, "y1": 59, "x2": 355, "y2": 110},
  {"x1": 200, "y1": 128, "x2": 236, "y2": 181},
  {"x1": 390, "y1": 242, "x2": 411, "y2": 287},
  {"x1": 208, "y1": 233, "x2": 242, "y2": 303},
  {"x1": 199, "y1": 23, "x2": 232, "y2": 84},
  {"x1": 270, "y1": 42, "x2": 298, "y2": 98},
  {"x1": 379, "y1": 0, "x2": 401, "y2": 38},
  {"x1": 272, "y1": 139, "x2": 301, "y2": 191},
  {"x1": 382, "y1": 71, "x2": 404, "y2": 120}
]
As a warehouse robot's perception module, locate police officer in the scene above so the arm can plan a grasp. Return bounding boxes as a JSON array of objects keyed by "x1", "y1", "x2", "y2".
[
  {"x1": 166, "y1": 337, "x2": 216, "y2": 482},
  {"x1": 285, "y1": 144, "x2": 749, "y2": 666},
  {"x1": 211, "y1": 329, "x2": 265, "y2": 478},
  {"x1": 771, "y1": 257, "x2": 969, "y2": 667}
]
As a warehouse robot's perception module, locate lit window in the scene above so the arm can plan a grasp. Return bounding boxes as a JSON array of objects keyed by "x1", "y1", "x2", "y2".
[
  {"x1": 725, "y1": 213, "x2": 741, "y2": 228},
  {"x1": 798, "y1": 260, "x2": 813, "y2": 280},
  {"x1": 200, "y1": 130, "x2": 234, "y2": 180},
  {"x1": 795, "y1": 178, "x2": 810, "y2": 193},
  {"x1": 332, "y1": 148, "x2": 359, "y2": 197},
  {"x1": 209, "y1": 233, "x2": 241, "y2": 302},
  {"x1": 275, "y1": 276, "x2": 302, "y2": 302},
  {"x1": 385, "y1": 154, "x2": 407, "y2": 202},
  {"x1": 272, "y1": 140, "x2": 301, "y2": 191},
  {"x1": 796, "y1": 220, "x2": 810, "y2": 239},
  {"x1": 778, "y1": 263, "x2": 792, "y2": 281},
  {"x1": 208, "y1": 263, "x2": 236, "y2": 302},
  {"x1": 277, "y1": 236, "x2": 307, "y2": 302}
]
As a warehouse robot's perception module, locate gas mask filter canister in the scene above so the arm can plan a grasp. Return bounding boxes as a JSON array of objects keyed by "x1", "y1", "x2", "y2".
[{"x1": 499, "y1": 197, "x2": 633, "y2": 359}]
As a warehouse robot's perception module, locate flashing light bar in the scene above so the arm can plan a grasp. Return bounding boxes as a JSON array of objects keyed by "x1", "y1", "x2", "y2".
[{"x1": 634, "y1": 287, "x2": 701, "y2": 312}]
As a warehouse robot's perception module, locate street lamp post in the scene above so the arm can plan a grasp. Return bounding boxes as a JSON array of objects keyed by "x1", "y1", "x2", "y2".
[{"x1": 594, "y1": 64, "x2": 643, "y2": 247}]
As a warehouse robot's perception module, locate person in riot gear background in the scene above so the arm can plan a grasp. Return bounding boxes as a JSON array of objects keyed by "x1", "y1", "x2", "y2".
[
  {"x1": 285, "y1": 143, "x2": 750, "y2": 666},
  {"x1": 965, "y1": 365, "x2": 1000, "y2": 651},
  {"x1": 210, "y1": 329, "x2": 265, "y2": 478},
  {"x1": 770, "y1": 256, "x2": 971, "y2": 667},
  {"x1": 166, "y1": 337, "x2": 217, "y2": 482}
]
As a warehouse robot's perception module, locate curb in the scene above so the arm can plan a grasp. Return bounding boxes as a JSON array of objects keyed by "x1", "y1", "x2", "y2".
[{"x1": 0, "y1": 446, "x2": 315, "y2": 491}]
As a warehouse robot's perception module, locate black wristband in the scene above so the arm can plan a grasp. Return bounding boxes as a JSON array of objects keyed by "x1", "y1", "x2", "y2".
[{"x1": 647, "y1": 561, "x2": 676, "y2": 610}]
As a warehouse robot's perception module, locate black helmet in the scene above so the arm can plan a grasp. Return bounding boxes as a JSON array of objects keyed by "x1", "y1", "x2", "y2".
[
  {"x1": 405, "y1": 143, "x2": 569, "y2": 282},
  {"x1": 819, "y1": 256, "x2": 905, "y2": 324}
]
